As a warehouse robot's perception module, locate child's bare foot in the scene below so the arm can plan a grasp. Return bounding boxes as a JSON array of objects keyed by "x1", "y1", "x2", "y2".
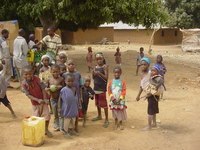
[
  {"x1": 12, "y1": 113, "x2": 17, "y2": 118},
  {"x1": 142, "y1": 126, "x2": 151, "y2": 131},
  {"x1": 60, "y1": 129, "x2": 67, "y2": 134},
  {"x1": 70, "y1": 130, "x2": 79, "y2": 136},
  {"x1": 82, "y1": 122, "x2": 86, "y2": 128},
  {"x1": 152, "y1": 125, "x2": 160, "y2": 129},
  {"x1": 119, "y1": 125, "x2": 124, "y2": 130},
  {"x1": 45, "y1": 130, "x2": 53, "y2": 138},
  {"x1": 64, "y1": 133, "x2": 72, "y2": 139},
  {"x1": 54, "y1": 126, "x2": 60, "y2": 131}
]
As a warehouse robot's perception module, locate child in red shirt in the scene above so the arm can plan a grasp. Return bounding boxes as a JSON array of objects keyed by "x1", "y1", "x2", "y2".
[{"x1": 22, "y1": 65, "x2": 53, "y2": 137}]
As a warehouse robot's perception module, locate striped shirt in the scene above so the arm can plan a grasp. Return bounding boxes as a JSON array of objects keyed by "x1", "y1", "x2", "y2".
[{"x1": 41, "y1": 34, "x2": 62, "y2": 52}]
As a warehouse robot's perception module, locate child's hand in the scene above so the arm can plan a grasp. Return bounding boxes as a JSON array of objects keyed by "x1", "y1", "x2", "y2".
[
  {"x1": 38, "y1": 99, "x2": 44, "y2": 104},
  {"x1": 44, "y1": 99, "x2": 49, "y2": 104}
]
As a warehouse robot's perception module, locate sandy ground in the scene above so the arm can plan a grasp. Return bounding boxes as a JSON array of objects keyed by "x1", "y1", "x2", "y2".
[{"x1": 1, "y1": 43, "x2": 200, "y2": 150}]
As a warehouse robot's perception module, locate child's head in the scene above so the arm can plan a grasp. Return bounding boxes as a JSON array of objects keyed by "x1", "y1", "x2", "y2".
[
  {"x1": 51, "y1": 64, "x2": 60, "y2": 78},
  {"x1": 67, "y1": 59, "x2": 75, "y2": 73},
  {"x1": 156, "y1": 55, "x2": 163, "y2": 63},
  {"x1": 23, "y1": 65, "x2": 34, "y2": 81},
  {"x1": 65, "y1": 74, "x2": 74, "y2": 88},
  {"x1": 88, "y1": 47, "x2": 92, "y2": 52},
  {"x1": 84, "y1": 76, "x2": 91, "y2": 87},
  {"x1": 0, "y1": 63, "x2": 3, "y2": 72},
  {"x1": 151, "y1": 66, "x2": 159, "y2": 77},
  {"x1": 141, "y1": 57, "x2": 151, "y2": 72},
  {"x1": 140, "y1": 47, "x2": 144, "y2": 53},
  {"x1": 41, "y1": 55, "x2": 50, "y2": 67},
  {"x1": 95, "y1": 53, "x2": 104, "y2": 66},
  {"x1": 59, "y1": 52, "x2": 68, "y2": 64},
  {"x1": 59, "y1": 64, "x2": 67, "y2": 75},
  {"x1": 113, "y1": 66, "x2": 122, "y2": 79},
  {"x1": 29, "y1": 34, "x2": 35, "y2": 41},
  {"x1": 116, "y1": 47, "x2": 120, "y2": 52}
]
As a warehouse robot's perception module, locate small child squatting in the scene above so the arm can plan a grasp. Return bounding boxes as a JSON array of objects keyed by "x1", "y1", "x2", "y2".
[{"x1": 108, "y1": 66, "x2": 127, "y2": 130}]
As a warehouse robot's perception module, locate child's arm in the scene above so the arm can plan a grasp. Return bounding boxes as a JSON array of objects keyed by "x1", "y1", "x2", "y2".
[
  {"x1": 22, "y1": 87, "x2": 43, "y2": 103},
  {"x1": 107, "y1": 81, "x2": 112, "y2": 97},
  {"x1": 96, "y1": 65, "x2": 108, "y2": 81},
  {"x1": 136, "y1": 87, "x2": 143, "y2": 101},
  {"x1": 120, "y1": 80, "x2": 126, "y2": 100}
]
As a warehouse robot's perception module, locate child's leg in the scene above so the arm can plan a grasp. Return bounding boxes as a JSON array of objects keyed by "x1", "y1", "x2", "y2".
[
  {"x1": 119, "y1": 121, "x2": 124, "y2": 130},
  {"x1": 45, "y1": 120, "x2": 53, "y2": 137},
  {"x1": 152, "y1": 114, "x2": 157, "y2": 127},
  {"x1": 82, "y1": 111, "x2": 87, "y2": 127},
  {"x1": 136, "y1": 65, "x2": 139, "y2": 76},
  {"x1": 6, "y1": 104, "x2": 16, "y2": 118},
  {"x1": 74, "y1": 116, "x2": 79, "y2": 132},
  {"x1": 50, "y1": 99, "x2": 59, "y2": 130},
  {"x1": 97, "y1": 106, "x2": 102, "y2": 118},
  {"x1": 114, "y1": 119, "x2": 118, "y2": 130},
  {"x1": 103, "y1": 108, "x2": 109, "y2": 128},
  {"x1": 71, "y1": 118, "x2": 79, "y2": 136},
  {"x1": 64, "y1": 118, "x2": 72, "y2": 139}
]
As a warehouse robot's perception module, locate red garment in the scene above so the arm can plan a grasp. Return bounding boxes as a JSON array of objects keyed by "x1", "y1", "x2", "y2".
[
  {"x1": 95, "y1": 93, "x2": 108, "y2": 108},
  {"x1": 22, "y1": 76, "x2": 44, "y2": 105}
]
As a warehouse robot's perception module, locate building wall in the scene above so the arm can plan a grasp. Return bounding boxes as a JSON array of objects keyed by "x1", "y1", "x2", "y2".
[
  {"x1": 114, "y1": 29, "x2": 153, "y2": 44},
  {"x1": 62, "y1": 27, "x2": 114, "y2": 44},
  {"x1": 153, "y1": 29, "x2": 183, "y2": 45}
]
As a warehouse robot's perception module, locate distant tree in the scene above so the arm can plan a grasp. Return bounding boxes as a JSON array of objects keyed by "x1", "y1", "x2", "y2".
[
  {"x1": 0, "y1": 0, "x2": 168, "y2": 34},
  {"x1": 165, "y1": 0, "x2": 200, "y2": 28}
]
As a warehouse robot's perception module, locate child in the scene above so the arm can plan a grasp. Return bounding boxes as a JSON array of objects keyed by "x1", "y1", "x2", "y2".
[
  {"x1": 136, "y1": 47, "x2": 145, "y2": 76},
  {"x1": 136, "y1": 57, "x2": 161, "y2": 130},
  {"x1": 108, "y1": 66, "x2": 127, "y2": 130},
  {"x1": 86, "y1": 47, "x2": 93, "y2": 72},
  {"x1": 63, "y1": 59, "x2": 83, "y2": 132},
  {"x1": 60, "y1": 74, "x2": 79, "y2": 139},
  {"x1": 92, "y1": 53, "x2": 109, "y2": 128},
  {"x1": 114, "y1": 47, "x2": 121, "y2": 65},
  {"x1": 154, "y1": 55, "x2": 167, "y2": 99},
  {"x1": 46, "y1": 64, "x2": 64, "y2": 131},
  {"x1": 59, "y1": 64, "x2": 67, "y2": 76},
  {"x1": 58, "y1": 52, "x2": 68, "y2": 65},
  {"x1": 81, "y1": 76, "x2": 95, "y2": 127},
  {"x1": 39, "y1": 55, "x2": 52, "y2": 113},
  {"x1": 21, "y1": 65, "x2": 52, "y2": 137},
  {"x1": 0, "y1": 63, "x2": 16, "y2": 118}
]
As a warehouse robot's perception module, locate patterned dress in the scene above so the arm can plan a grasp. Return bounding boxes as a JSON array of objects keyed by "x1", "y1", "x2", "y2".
[{"x1": 108, "y1": 79, "x2": 127, "y2": 121}]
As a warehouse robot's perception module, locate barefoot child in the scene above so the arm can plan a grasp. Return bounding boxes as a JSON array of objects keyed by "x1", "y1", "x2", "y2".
[
  {"x1": 0, "y1": 63, "x2": 16, "y2": 118},
  {"x1": 60, "y1": 74, "x2": 79, "y2": 139},
  {"x1": 21, "y1": 65, "x2": 52, "y2": 137},
  {"x1": 136, "y1": 47, "x2": 144, "y2": 76},
  {"x1": 108, "y1": 66, "x2": 127, "y2": 130},
  {"x1": 154, "y1": 55, "x2": 167, "y2": 99},
  {"x1": 81, "y1": 76, "x2": 95, "y2": 127},
  {"x1": 114, "y1": 47, "x2": 121, "y2": 65},
  {"x1": 63, "y1": 59, "x2": 83, "y2": 132},
  {"x1": 46, "y1": 64, "x2": 64, "y2": 131},
  {"x1": 86, "y1": 47, "x2": 93, "y2": 72},
  {"x1": 136, "y1": 57, "x2": 161, "y2": 130},
  {"x1": 92, "y1": 53, "x2": 109, "y2": 128}
]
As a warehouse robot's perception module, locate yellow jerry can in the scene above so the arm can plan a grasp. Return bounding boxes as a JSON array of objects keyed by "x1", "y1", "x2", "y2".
[
  {"x1": 27, "y1": 49, "x2": 35, "y2": 62},
  {"x1": 22, "y1": 116, "x2": 45, "y2": 147}
]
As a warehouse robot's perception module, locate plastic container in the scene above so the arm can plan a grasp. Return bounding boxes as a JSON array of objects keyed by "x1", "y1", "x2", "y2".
[{"x1": 22, "y1": 116, "x2": 45, "y2": 147}]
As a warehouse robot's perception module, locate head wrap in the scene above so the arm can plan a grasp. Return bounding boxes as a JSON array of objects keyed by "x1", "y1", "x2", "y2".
[
  {"x1": 95, "y1": 53, "x2": 104, "y2": 58},
  {"x1": 58, "y1": 51, "x2": 68, "y2": 57},
  {"x1": 29, "y1": 34, "x2": 34, "y2": 40},
  {"x1": 153, "y1": 64, "x2": 160, "y2": 72},
  {"x1": 41, "y1": 55, "x2": 50, "y2": 61},
  {"x1": 141, "y1": 57, "x2": 151, "y2": 65}
]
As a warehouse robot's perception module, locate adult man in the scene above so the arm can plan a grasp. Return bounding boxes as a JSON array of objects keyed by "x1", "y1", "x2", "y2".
[
  {"x1": 13, "y1": 29, "x2": 28, "y2": 88},
  {"x1": 40, "y1": 27, "x2": 62, "y2": 54},
  {"x1": 0, "y1": 29, "x2": 13, "y2": 88}
]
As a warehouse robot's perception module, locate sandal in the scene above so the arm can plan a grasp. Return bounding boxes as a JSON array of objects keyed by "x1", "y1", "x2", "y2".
[
  {"x1": 103, "y1": 121, "x2": 109, "y2": 128},
  {"x1": 91, "y1": 117, "x2": 102, "y2": 121}
]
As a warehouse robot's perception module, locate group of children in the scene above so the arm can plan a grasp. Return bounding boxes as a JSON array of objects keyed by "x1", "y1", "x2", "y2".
[{"x1": 0, "y1": 46, "x2": 167, "y2": 140}]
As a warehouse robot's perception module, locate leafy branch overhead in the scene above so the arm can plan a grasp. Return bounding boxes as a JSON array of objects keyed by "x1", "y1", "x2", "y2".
[{"x1": 0, "y1": 0, "x2": 168, "y2": 31}]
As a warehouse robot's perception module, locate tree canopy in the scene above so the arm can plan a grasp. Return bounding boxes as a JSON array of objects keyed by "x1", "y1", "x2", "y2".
[
  {"x1": 165, "y1": 0, "x2": 200, "y2": 28},
  {"x1": 0, "y1": 0, "x2": 168, "y2": 32}
]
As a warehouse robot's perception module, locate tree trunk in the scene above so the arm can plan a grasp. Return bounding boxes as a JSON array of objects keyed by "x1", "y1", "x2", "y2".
[{"x1": 39, "y1": 16, "x2": 57, "y2": 37}]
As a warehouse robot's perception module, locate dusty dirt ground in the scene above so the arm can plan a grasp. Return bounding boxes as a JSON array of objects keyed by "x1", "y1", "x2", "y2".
[{"x1": 1, "y1": 43, "x2": 200, "y2": 150}]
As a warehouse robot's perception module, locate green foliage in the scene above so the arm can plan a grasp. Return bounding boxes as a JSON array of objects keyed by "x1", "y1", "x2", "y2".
[
  {"x1": 166, "y1": 0, "x2": 200, "y2": 28},
  {"x1": 0, "y1": 0, "x2": 168, "y2": 31}
]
